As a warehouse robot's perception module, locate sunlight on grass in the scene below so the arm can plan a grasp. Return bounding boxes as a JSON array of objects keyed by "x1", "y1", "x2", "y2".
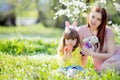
[
  {"x1": 0, "y1": 24, "x2": 120, "y2": 79},
  {"x1": 0, "y1": 24, "x2": 63, "y2": 40},
  {"x1": 0, "y1": 53, "x2": 120, "y2": 80}
]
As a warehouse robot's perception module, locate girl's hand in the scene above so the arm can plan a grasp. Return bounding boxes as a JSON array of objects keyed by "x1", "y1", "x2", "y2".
[
  {"x1": 63, "y1": 46, "x2": 73, "y2": 61},
  {"x1": 64, "y1": 46, "x2": 73, "y2": 55}
]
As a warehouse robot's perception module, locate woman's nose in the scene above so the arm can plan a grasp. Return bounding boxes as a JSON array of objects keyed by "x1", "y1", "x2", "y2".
[{"x1": 93, "y1": 19, "x2": 96, "y2": 23}]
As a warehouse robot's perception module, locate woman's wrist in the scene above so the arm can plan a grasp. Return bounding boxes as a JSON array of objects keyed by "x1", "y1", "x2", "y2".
[{"x1": 89, "y1": 50, "x2": 95, "y2": 56}]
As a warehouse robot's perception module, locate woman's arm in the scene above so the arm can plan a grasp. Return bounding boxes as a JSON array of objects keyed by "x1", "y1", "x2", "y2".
[
  {"x1": 90, "y1": 51, "x2": 115, "y2": 59},
  {"x1": 77, "y1": 26, "x2": 89, "y2": 67},
  {"x1": 84, "y1": 28, "x2": 116, "y2": 59}
]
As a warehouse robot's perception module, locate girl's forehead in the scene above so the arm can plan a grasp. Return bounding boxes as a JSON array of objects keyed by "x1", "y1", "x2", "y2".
[
  {"x1": 65, "y1": 37, "x2": 76, "y2": 40},
  {"x1": 64, "y1": 34, "x2": 77, "y2": 39}
]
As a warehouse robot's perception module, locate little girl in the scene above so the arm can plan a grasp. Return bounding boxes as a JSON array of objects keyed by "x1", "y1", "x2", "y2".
[{"x1": 57, "y1": 21, "x2": 84, "y2": 77}]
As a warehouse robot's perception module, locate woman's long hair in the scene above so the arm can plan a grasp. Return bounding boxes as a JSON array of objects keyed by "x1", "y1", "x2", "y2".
[
  {"x1": 57, "y1": 28, "x2": 80, "y2": 54},
  {"x1": 88, "y1": 6, "x2": 108, "y2": 52}
]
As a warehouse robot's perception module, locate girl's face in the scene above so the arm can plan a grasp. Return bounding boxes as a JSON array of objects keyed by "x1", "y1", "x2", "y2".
[
  {"x1": 65, "y1": 39, "x2": 77, "y2": 47},
  {"x1": 89, "y1": 12, "x2": 102, "y2": 28}
]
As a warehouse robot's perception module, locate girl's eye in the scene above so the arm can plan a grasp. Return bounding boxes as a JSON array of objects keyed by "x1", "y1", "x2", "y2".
[{"x1": 66, "y1": 38, "x2": 69, "y2": 40}]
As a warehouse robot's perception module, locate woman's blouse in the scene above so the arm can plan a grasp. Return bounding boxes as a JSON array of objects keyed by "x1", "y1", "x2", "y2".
[{"x1": 77, "y1": 25, "x2": 114, "y2": 70}]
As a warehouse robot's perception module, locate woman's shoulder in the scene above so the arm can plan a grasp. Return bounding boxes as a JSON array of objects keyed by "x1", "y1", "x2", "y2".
[
  {"x1": 105, "y1": 26, "x2": 114, "y2": 36},
  {"x1": 106, "y1": 26, "x2": 113, "y2": 31},
  {"x1": 77, "y1": 25, "x2": 87, "y2": 30},
  {"x1": 77, "y1": 25, "x2": 88, "y2": 32}
]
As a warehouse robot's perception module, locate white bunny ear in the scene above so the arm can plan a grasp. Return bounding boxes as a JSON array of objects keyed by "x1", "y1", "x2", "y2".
[
  {"x1": 65, "y1": 21, "x2": 69, "y2": 28},
  {"x1": 65, "y1": 21, "x2": 70, "y2": 32},
  {"x1": 72, "y1": 21, "x2": 77, "y2": 27}
]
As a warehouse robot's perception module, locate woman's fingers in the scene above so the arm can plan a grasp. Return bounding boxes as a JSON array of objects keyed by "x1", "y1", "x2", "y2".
[
  {"x1": 82, "y1": 45, "x2": 93, "y2": 55},
  {"x1": 82, "y1": 45, "x2": 88, "y2": 51}
]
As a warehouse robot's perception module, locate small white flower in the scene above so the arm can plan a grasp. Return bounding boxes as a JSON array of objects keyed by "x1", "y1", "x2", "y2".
[{"x1": 67, "y1": 68, "x2": 77, "y2": 78}]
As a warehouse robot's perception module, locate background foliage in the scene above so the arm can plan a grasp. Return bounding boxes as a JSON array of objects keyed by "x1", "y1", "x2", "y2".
[
  {"x1": 0, "y1": 0, "x2": 120, "y2": 79},
  {"x1": 0, "y1": 24, "x2": 120, "y2": 79},
  {"x1": 1, "y1": 0, "x2": 120, "y2": 28}
]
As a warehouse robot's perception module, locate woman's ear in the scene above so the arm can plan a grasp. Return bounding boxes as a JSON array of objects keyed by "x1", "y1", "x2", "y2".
[
  {"x1": 72, "y1": 21, "x2": 77, "y2": 27},
  {"x1": 65, "y1": 21, "x2": 69, "y2": 28}
]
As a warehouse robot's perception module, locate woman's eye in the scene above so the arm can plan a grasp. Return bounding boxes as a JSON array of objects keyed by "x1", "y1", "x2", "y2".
[
  {"x1": 92, "y1": 15, "x2": 94, "y2": 18},
  {"x1": 97, "y1": 18, "x2": 101, "y2": 21}
]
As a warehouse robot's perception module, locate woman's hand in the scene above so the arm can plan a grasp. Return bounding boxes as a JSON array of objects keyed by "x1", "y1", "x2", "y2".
[{"x1": 82, "y1": 45, "x2": 94, "y2": 56}]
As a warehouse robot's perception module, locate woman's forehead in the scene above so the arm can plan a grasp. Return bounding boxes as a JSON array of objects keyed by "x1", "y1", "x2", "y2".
[{"x1": 90, "y1": 12, "x2": 101, "y2": 18}]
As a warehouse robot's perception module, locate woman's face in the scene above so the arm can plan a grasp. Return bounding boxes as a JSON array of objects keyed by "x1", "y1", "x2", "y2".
[
  {"x1": 65, "y1": 39, "x2": 77, "y2": 47},
  {"x1": 89, "y1": 12, "x2": 102, "y2": 28}
]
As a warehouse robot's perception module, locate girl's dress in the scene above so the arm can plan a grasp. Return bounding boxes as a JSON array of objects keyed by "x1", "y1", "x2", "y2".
[
  {"x1": 77, "y1": 25, "x2": 120, "y2": 71},
  {"x1": 58, "y1": 47, "x2": 84, "y2": 71}
]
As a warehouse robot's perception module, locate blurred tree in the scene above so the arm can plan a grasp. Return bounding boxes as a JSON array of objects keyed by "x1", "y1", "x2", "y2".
[
  {"x1": 55, "y1": 0, "x2": 120, "y2": 26},
  {"x1": 106, "y1": 0, "x2": 120, "y2": 25},
  {"x1": 35, "y1": 0, "x2": 67, "y2": 28},
  {"x1": 2, "y1": 0, "x2": 119, "y2": 29},
  {"x1": 50, "y1": 0, "x2": 68, "y2": 28},
  {"x1": 0, "y1": 0, "x2": 36, "y2": 25},
  {"x1": 36, "y1": 0, "x2": 49, "y2": 26},
  {"x1": 0, "y1": 0, "x2": 16, "y2": 26}
]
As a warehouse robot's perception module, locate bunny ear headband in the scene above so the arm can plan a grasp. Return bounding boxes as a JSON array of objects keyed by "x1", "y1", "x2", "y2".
[{"x1": 65, "y1": 21, "x2": 77, "y2": 32}]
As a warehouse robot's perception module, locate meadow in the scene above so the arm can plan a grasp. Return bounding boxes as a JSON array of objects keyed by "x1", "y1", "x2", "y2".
[{"x1": 0, "y1": 24, "x2": 120, "y2": 80}]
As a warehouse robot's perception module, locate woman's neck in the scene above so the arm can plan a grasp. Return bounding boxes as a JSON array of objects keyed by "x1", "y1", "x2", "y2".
[{"x1": 89, "y1": 27, "x2": 98, "y2": 36}]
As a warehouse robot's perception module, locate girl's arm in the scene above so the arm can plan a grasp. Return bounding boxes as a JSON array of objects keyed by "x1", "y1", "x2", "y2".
[
  {"x1": 63, "y1": 52, "x2": 67, "y2": 61},
  {"x1": 59, "y1": 46, "x2": 73, "y2": 61},
  {"x1": 81, "y1": 55, "x2": 88, "y2": 67}
]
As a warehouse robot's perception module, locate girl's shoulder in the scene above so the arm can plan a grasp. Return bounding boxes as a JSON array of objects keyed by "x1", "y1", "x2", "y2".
[
  {"x1": 75, "y1": 47, "x2": 81, "y2": 51},
  {"x1": 72, "y1": 47, "x2": 81, "y2": 55}
]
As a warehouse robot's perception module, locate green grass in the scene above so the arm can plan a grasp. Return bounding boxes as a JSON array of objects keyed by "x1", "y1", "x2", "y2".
[
  {"x1": 0, "y1": 53, "x2": 120, "y2": 80},
  {"x1": 0, "y1": 24, "x2": 120, "y2": 79},
  {"x1": 0, "y1": 24, "x2": 63, "y2": 40},
  {"x1": 0, "y1": 38, "x2": 58, "y2": 55}
]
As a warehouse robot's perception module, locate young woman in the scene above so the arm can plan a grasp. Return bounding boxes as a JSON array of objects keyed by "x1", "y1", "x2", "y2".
[{"x1": 77, "y1": 6, "x2": 120, "y2": 71}]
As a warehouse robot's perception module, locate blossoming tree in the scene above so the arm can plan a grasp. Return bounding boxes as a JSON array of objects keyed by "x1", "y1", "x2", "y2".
[{"x1": 54, "y1": 0, "x2": 120, "y2": 38}]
